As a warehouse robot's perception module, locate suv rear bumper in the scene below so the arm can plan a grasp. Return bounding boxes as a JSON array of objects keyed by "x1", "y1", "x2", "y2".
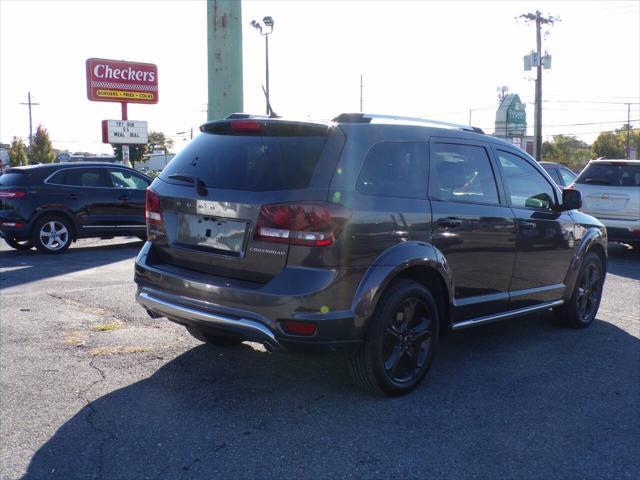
[
  {"x1": 134, "y1": 242, "x2": 364, "y2": 351},
  {"x1": 590, "y1": 216, "x2": 640, "y2": 242}
]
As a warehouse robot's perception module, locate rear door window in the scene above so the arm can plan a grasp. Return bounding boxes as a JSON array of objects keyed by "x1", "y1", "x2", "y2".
[
  {"x1": 160, "y1": 130, "x2": 328, "y2": 191},
  {"x1": 356, "y1": 142, "x2": 428, "y2": 198},
  {"x1": 55, "y1": 168, "x2": 112, "y2": 187},
  {"x1": 576, "y1": 163, "x2": 640, "y2": 187},
  {"x1": 429, "y1": 143, "x2": 500, "y2": 204}
]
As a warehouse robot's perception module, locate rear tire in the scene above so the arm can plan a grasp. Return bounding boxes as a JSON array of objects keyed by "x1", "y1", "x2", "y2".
[
  {"x1": 185, "y1": 326, "x2": 244, "y2": 347},
  {"x1": 350, "y1": 279, "x2": 439, "y2": 396},
  {"x1": 32, "y1": 215, "x2": 73, "y2": 254},
  {"x1": 4, "y1": 238, "x2": 33, "y2": 251},
  {"x1": 553, "y1": 252, "x2": 604, "y2": 328}
]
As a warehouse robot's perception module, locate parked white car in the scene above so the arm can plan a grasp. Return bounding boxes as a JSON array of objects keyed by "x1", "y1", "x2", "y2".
[{"x1": 572, "y1": 159, "x2": 640, "y2": 248}]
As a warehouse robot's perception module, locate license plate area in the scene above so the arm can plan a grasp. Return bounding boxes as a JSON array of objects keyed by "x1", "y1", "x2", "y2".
[{"x1": 177, "y1": 213, "x2": 248, "y2": 257}]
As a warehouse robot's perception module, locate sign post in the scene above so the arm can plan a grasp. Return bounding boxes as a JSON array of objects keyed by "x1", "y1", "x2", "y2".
[{"x1": 86, "y1": 58, "x2": 158, "y2": 166}]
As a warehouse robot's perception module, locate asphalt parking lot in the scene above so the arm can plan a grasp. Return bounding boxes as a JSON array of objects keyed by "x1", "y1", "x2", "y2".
[{"x1": 1, "y1": 237, "x2": 638, "y2": 479}]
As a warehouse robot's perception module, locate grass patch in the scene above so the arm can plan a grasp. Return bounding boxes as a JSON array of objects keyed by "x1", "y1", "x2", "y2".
[
  {"x1": 90, "y1": 322, "x2": 120, "y2": 332},
  {"x1": 65, "y1": 333, "x2": 85, "y2": 347}
]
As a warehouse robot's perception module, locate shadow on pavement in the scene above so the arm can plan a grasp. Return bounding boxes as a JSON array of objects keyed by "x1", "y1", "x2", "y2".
[
  {"x1": 24, "y1": 313, "x2": 639, "y2": 479},
  {"x1": 607, "y1": 243, "x2": 640, "y2": 281},
  {"x1": 0, "y1": 239, "x2": 144, "y2": 290}
]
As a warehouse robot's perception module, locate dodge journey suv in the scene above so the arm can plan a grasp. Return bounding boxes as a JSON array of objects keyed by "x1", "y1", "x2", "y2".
[{"x1": 134, "y1": 113, "x2": 607, "y2": 396}]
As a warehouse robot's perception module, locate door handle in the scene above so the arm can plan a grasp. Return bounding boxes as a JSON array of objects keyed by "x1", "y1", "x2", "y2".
[
  {"x1": 118, "y1": 195, "x2": 129, "y2": 201},
  {"x1": 518, "y1": 221, "x2": 536, "y2": 230},
  {"x1": 69, "y1": 193, "x2": 78, "y2": 200},
  {"x1": 437, "y1": 217, "x2": 463, "y2": 228}
]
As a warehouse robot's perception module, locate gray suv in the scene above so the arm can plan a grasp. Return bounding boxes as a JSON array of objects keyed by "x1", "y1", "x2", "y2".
[{"x1": 134, "y1": 113, "x2": 607, "y2": 395}]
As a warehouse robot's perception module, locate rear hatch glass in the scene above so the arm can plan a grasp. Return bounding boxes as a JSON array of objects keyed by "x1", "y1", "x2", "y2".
[
  {"x1": 0, "y1": 171, "x2": 31, "y2": 186},
  {"x1": 576, "y1": 163, "x2": 640, "y2": 187},
  {"x1": 576, "y1": 163, "x2": 640, "y2": 219},
  {"x1": 151, "y1": 120, "x2": 337, "y2": 283},
  {"x1": 160, "y1": 122, "x2": 328, "y2": 191}
]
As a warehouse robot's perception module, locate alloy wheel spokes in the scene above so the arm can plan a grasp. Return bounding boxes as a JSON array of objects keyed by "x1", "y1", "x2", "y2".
[
  {"x1": 40, "y1": 221, "x2": 68, "y2": 250},
  {"x1": 383, "y1": 297, "x2": 432, "y2": 383}
]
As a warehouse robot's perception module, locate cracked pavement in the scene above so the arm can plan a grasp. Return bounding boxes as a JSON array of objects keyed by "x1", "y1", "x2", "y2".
[{"x1": 1, "y1": 237, "x2": 639, "y2": 479}]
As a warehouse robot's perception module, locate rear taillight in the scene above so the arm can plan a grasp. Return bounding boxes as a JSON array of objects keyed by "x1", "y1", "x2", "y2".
[
  {"x1": 145, "y1": 188, "x2": 162, "y2": 225},
  {"x1": 254, "y1": 202, "x2": 351, "y2": 247},
  {"x1": 0, "y1": 191, "x2": 26, "y2": 198}
]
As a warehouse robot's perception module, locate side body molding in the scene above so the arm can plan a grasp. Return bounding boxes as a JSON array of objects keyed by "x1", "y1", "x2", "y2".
[
  {"x1": 563, "y1": 225, "x2": 607, "y2": 300},
  {"x1": 350, "y1": 241, "x2": 454, "y2": 334}
]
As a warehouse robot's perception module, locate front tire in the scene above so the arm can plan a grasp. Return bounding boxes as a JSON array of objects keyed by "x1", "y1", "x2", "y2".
[
  {"x1": 4, "y1": 238, "x2": 33, "y2": 251},
  {"x1": 554, "y1": 251, "x2": 604, "y2": 328},
  {"x1": 32, "y1": 216, "x2": 72, "y2": 254},
  {"x1": 185, "y1": 326, "x2": 244, "y2": 347},
  {"x1": 350, "y1": 279, "x2": 439, "y2": 396}
]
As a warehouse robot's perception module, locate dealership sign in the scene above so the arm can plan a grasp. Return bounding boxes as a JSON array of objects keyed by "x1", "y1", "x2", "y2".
[
  {"x1": 86, "y1": 58, "x2": 158, "y2": 104},
  {"x1": 101, "y1": 120, "x2": 148, "y2": 144}
]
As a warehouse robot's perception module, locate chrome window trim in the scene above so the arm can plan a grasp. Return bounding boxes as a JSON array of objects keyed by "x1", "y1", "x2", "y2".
[{"x1": 43, "y1": 166, "x2": 150, "y2": 190}]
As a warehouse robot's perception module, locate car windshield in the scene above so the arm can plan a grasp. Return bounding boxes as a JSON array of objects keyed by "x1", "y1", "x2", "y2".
[{"x1": 576, "y1": 163, "x2": 640, "y2": 187}]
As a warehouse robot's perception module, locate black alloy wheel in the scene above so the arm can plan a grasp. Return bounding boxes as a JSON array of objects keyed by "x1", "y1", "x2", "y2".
[
  {"x1": 575, "y1": 262, "x2": 602, "y2": 323},
  {"x1": 350, "y1": 279, "x2": 440, "y2": 396},
  {"x1": 383, "y1": 297, "x2": 434, "y2": 384},
  {"x1": 554, "y1": 251, "x2": 604, "y2": 328}
]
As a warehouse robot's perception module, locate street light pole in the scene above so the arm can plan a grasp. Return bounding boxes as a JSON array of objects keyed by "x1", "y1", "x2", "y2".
[{"x1": 250, "y1": 16, "x2": 274, "y2": 116}]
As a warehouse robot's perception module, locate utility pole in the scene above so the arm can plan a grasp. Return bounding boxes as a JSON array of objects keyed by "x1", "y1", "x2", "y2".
[
  {"x1": 359, "y1": 75, "x2": 363, "y2": 112},
  {"x1": 626, "y1": 103, "x2": 631, "y2": 159},
  {"x1": 519, "y1": 11, "x2": 558, "y2": 161},
  {"x1": 19, "y1": 91, "x2": 40, "y2": 148}
]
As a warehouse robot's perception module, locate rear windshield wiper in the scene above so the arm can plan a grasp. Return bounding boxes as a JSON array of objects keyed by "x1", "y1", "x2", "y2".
[
  {"x1": 167, "y1": 174, "x2": 208, "y2": 196},
  {"x1": 581, "y1": 179, "x2": 611, "y2": 185}
]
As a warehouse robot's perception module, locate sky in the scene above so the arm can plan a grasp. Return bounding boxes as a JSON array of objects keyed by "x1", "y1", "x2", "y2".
[{"x1": 1, "y1": 0, "x2": 639, "y2": 155}]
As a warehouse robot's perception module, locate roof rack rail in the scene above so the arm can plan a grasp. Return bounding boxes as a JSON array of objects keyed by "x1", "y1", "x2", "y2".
[{"x1": 332, "y1": 112, "x2": 484, "y2": 134}]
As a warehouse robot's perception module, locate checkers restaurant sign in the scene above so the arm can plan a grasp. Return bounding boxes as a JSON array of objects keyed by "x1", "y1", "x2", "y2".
[{"x1": 86, "y1": 58, "x2": 158, "y2": 104}]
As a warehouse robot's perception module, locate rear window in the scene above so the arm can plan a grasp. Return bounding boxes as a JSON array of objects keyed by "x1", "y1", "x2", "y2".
[
  {"x1": 160, "y1": 130, "x2": 328, "y2": 191},
  {"x1": 576, "y1": 163, "x2": 640, "y2": 187},
  {"x1": 0, "y1": 171, "x2": 31, "y2": 186}
]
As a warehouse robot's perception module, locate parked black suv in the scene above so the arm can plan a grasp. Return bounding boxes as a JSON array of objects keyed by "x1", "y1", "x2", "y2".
[
  {"x1": 0, "y1": 162, "x2": 151, "y2": 253},
  {"x1": 134, "y1": 114, "x2": 607, "y2": 395}
]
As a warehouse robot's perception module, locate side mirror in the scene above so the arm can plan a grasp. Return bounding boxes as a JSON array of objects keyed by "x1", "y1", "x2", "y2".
[{"x1": 561, "y1": 188, "x2": 582, "y2": 211}]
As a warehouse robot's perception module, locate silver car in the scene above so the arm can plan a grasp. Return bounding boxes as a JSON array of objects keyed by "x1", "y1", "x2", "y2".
[{"x1": 572, "y1": 159, "x2": 640, "y2": 248}]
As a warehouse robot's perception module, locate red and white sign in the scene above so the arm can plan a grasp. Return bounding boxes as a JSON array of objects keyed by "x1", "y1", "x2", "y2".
[
  {"x1": 86, "y1": 58, "x2": 158, "y2": 104},
  {"x1": 102, "y1": 120, "x2": 149, "y2": 144}
]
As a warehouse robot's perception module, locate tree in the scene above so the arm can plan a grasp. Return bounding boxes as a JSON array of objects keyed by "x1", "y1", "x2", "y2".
[
  {"x1": 8, "y1": 137, "x2": 28, "y2": 166},
  {"x1": 541, "y1": 135, "x2": 592, "y2": 171},
  {"x1": 615, "y1": 124, "x2": 640, "y2": 159},
  {"x1": 146, "y1": 131, "x2": 174, "y2": 154},
  {"x1": 29, "y1": 124, "x2": 55, "y2": 163},
  {"x1": 592, "y1": 131, "x2": 625, "y2": 159},
  {"x1": 112, "y1": 144, "x2": 147, "y2": 166}
]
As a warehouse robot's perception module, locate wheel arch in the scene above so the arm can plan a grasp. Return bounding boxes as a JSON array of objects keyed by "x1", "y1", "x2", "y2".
[
  {"x1": 563, "y1": 227, "x2": 607, "y2": 300},
  {"x1": 30, "y1": 209, "x2": 78, "y2": 240},
  {"x1": 351, "y1": 241, "x2": 454, "y2": 337}
]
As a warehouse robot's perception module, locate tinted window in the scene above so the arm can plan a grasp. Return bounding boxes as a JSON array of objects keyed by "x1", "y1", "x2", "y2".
[
  {"x1": 544, "y1": 167, "x2": 562, "y2": 184},
  {"x1": 160, "y1": 132, "x2": 327, "y2": 191},
  {"x1": 576, "y1": 163, "x2": 640, "y2": 187},
  {"x1": 57, "y1": 168, "x2": 111, "y2": 187},
  {"x1": 496, "y1": 150, "x2": 556, "y2": 210},
  {"x1": 356, "y1": 142, "x2": 428, "y2": 198},
  {"x1": 0, "y1": 171, "x2": 31, "y2": 186},
  {"x1": 429, "y1": 143, "x2": 499, "y2": 204},
  {"x1": 109, "y1": 169, "x2": 149, "y2": 189},
  {"x1": 558, "y1": 168, "x2": 577, "y2": 186}
]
